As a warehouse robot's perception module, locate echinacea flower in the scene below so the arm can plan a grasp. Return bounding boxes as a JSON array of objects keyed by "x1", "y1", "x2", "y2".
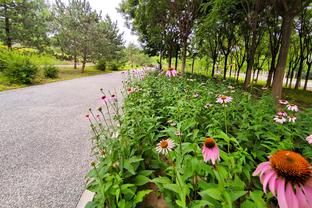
[
  {"x1": 288, "y1": 115, "x2": 297, "y2": 123},
  {"x1": 253, "y1": 150, "x2": 312, "y2": 208},
  {"x1": 156, "y1": 139, "x2": 175, "y2": 154},
  {"x1": 111, "y1": 94, "x2": 117, "y2": 102},
  {"x1": 277, "y1": 112, "x2": 288, "y2": 117},
  {"x1": 216, "y1": 95, "x2": 233, "y2": 104},
  {"x1": 101, "y1": 96, "x2": 110, "y2": 103},
  {"x1": 279, "y1": 99, "x2": 289, "y2": 105},
  {"x1": 127, "y1": 87, "x2": 135, "y2": 94},
  {"x1": 166, "y1": 68, "x2": 177, "y2": 77},
  {"x1": 202, "y1": 137, "x2": 220, "y2": 165},
  {"x1": 204, "y1": 103, "x2": 213, "y2": 109},
  {"x1": 287, "y1": 104, "x2": 299, "y2": 112},
  {"x1": 274, "y1": 115, "x2": 287, "y2": 124},
  {"x1": 193, "y1": 92, "x2": 200, "y2": 98},
  {"x1": 306, "y1": 135, "x2": 312, "y2": 144}
]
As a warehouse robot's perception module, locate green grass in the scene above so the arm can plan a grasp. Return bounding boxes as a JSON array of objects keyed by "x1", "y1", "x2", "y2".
[{"x1": 0, "y1": 66, "x2": 120, "y2": 92}]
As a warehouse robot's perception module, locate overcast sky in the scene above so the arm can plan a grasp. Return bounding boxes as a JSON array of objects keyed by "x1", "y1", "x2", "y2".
[{"x1": 50, "y1": 0, "x2": 139, "y2": 46}]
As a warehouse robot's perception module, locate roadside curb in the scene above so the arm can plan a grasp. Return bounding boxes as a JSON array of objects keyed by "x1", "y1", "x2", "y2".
[{"x1": 76, "y1": 190, "x2": 95, "y2": 208}]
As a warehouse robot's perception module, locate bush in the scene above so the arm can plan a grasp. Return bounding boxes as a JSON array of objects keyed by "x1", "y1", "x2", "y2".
[
  {"x1": 111, "y1": 63, "x2": 119, "y2": 71},
  {"x1": 96, "y1": 60, "x2": 106, "y2": 71},
  {"x1": 43, "y1": 65, "x2": 59, "y2": 79},
  {"x1": 3, "y1": 53, "x2": 38, "y2": 84}
]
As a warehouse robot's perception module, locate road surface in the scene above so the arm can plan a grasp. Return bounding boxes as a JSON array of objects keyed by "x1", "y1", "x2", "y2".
[{"x1": 0, "y1": 72, "x2": 123, "y2": 208}]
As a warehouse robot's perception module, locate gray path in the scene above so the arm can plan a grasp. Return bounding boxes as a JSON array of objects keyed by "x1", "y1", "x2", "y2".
[{"x1": 0, "y1": 72, "x2": 123, "y2": 208}]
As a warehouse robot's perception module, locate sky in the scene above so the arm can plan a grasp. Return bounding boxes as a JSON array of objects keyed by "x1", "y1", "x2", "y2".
[
  {"x1": 87, "y1": 0, "x2": 139, "y2": 46},
  {"x1": 49, "y1": 0, "x2": 139, "y2": 46}
]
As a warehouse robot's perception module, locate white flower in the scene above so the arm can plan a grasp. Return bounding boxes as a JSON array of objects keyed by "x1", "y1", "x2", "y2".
[
  {"x1": 288, "y1": 116, "x2": 297, "y2": 123},
  {"x1": 228, "y1": 85, "x2": 235, "y2": 90},
  {"x1": 216, "y1": 95, "x2": 233, "y2": 104},
  {"x1": 277, "y1": 111, "x2": 288, "y2": 117},
  {"x1": 287, "y1": 104, "x2": 299, "y2": 112},
  {"x1": 156, "y1": 139, "x2": 175, "y2": 154},
  {"x1": 306, "y1": 135, "x2": 312, "y2": 144},
  {"x1": 274, "y1": 115, "x2": 286, "y2": 124},
  {"x1": 204, "y1": 103, "x2": 213, "y2": 109},
  {"x1": 261, "y1": 86, "x2": 268, "y2": 90},
  {"x1": 279, "y1": 99, "x2": 289, "y2": 105}
]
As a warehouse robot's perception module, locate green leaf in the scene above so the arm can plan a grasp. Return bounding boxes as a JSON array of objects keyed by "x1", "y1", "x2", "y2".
[
  {"x1": 134, "y1": 175, "x2": 150, "y2": 186},
  {"x1": 199, "y1": 188, "x2": 222, "y2": 201},
  {"x1": 250, "y1": 191, "x2": 266, "y2": 208},
  {"x1": 163, "y1": 183, "x2": 181, "y2": 194},
  {"x1": 231, "y1": 191, "x2": 247, "y2": 201},
  {"x1": 118, "y1": 199, "x2": 126, "y2": 208},
  {"x1": 124, "y1": 160, "x2": 136, "y2": 175},
  {"x1": 134, "y1": 189, "x2": 153, "y2": 204}
]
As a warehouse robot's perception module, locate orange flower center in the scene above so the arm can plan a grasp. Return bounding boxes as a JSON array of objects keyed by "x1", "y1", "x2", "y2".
[
  {"x1": 160, "y1": 140, "x2": 169, "y2": 148},
  {"x1": 270, "y1": 150, "x2": 312, "y2": 185},
  {"x1": 204, "y1": 137, "x2": 216, "y2": 149},
  {"x1": 221, "y1": 96, "x2": 227, "y2": 100}
]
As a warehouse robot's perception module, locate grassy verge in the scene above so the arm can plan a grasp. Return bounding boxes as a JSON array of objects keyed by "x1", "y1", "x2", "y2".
[{"x1": 0, "y1": 66, "x2": 120, "y2": 92}]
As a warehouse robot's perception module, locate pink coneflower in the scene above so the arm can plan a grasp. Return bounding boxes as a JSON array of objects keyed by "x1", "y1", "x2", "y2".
[
  {"x1": 101, "y1": 96, "x2": 110, "y2": 103},
  {"x1": 216, "y1": 95, "x2": 233, "y2": 104},
  {"x1": 202, "y1": 137, "x2": 220, "y2": 165},
  {"x1": 253, "y1": 150, "x2": 312, "y2": 208},
  {"x1": 111, "y1": 94, "x2": 117, "y2": 102},
  {"x1": 287, "y1": 104, "x2": 299, "y2": 112},
  {"x1": 204, "y1": 103, "x2": 213, "y2": 109},
  {"x1": 166, "y1": 68, "x2": 177, "y2": 77},
  {"x1": 156, "y1": 139, "x2": 175, "y2": 154},
  {"x1": 288, "y1": 115, "x2": 297, "y2": 123},
  {"x1": 279, "y1": 99, "x2": 289, "y2": 105},
  {"x1": 306, "y1": 135, "x2": 312, "y2": 144},
  {"x1": 127, "y1": 87, "x2": 135, "y2": 94},
  {"x1": 277, "y1": 111, "x2": 288, "y2": 117},
  {"x1": 274, "y1": 115, "x2": 287, "y2": 124}
]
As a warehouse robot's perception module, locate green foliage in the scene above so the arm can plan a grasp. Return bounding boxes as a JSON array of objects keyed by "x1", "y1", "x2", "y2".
[
  {"x1": 43, "y1": 65, "x2": 59, "y2": 79},
  {"x1": 2, "y1": 52, "x2": 38, "y2": 84},
  {"x1": 96, "y1": 60, "x2": 106, "y2": 71},
  {"x1": 86, "y1": 72, "x2": 312, "y2": 207}
]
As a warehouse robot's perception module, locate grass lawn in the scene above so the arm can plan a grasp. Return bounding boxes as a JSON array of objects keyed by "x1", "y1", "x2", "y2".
[{"x1": 0, "y1": 66, "x2": 122, "y2": 92}]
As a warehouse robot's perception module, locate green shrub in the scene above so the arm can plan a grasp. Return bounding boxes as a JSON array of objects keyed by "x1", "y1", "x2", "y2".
[
  {"x1": 111, "y1": 63, "x2": 119, "y2": 71},
  {"x1": 96, "y1": 60, "x2": 106, "y2": 71},
  {"x1": 3, "y1": 53, "x2": 38, "y2": 84},
  {"x1": 43, "y1": 65, "x2": 59, "y2": 79}
]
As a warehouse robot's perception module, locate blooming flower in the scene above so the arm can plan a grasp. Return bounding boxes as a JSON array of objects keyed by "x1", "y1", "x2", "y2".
[
  {"x1": 253, "y1": 150, "x2": 312, "y2": 208},
  {"x1": 216, "y1": 95, "x2": 233, "y2": 104},
  {"x1": 193, "y1": 92, "x2": 200, "y2": 98},
  {"x1": 279, "y1": 99, "x2": 289, "y2": 105},
  {"x1": 202, "y1": 137, "x2": 220, "y2": 165},
  {"x1": 288, "y1": 115, "x2": 297, "y2": 123},
  {"x1": 101, "y1": 95, "x2": 110, "y2": 103},
  {"x1": 156, "y1": 139, "x2": 175, "y2": 154},
  {"x1": 166, "y1": 68, "x2": 177, "y2": 77},
  {"x1": 277, "y1": 111, "x2": 288, "y2": 117},
  {"x1": 306, "y1": 135, "x2": 312, "y2": 144},
  {"x1": 287, "y1": 104, "x2": 299, "y2": 112},
  {"x1": 204, "y1": 103, "x2": 213, "y2": 109},
  {"x1": 111, "y1": 94, "x2": 117, "y2": 102},
  {"x1": 127, "y1": 87, "x2": 135, "y2": 94},
  {"x1": 274, "y1": 115, "x2": 287, "y2": 124},
  {"x1": 228, "y1": 85, "x2": 235, "y2": 90}
]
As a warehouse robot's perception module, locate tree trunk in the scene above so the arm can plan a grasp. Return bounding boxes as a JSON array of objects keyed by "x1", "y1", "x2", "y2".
[
  {"x1": 294, "y1": 58, "x2": 304, "y2": 89},
  {"x1": 272, "y1": 15, "x2": 293, "y2": 100},
  {"x1": 4, "y1": 4, "x2": 12, "y2": 50},
  {"x1": 304, "y1": 62, "x2": 311, "y2": 90},
  {"x1": 181, "y1": 39, "x2": 187, "y2": 75},
  {"x1": 244, "y1": 29, "x2": 258, "y2": 89},
  {"x1": 285, "y1": 61, "x2": 292, "y2": 87},
  {"x1": 81, "y1": 48, "x2": 87, "y2": 73},
  {"x1": 236, "y1": 65, "x2": 242, "y2": 81},
  {"x1": 223, "y1": 54, "x2": 228, "y2": 80},
  {"x1": 191, "y1": 56, "x2": 195, "y2": 74},
  {"x1": 159, "y1": 50, "x2": 163, "y2": 70},
  {"x1": 168, "y1": 46, "x2": 172, "y2": 68},
  {"x1": 266, "y1": 54, "x2": 276, "y2": 87},
  {"x1": 74, "y1": 55, "x2": 78, "y2": 69},
  {"x1": 289, "y1": 64, "x2": 296, "y2": 88},
  {"x1": 175, "y1": 49, "x2": 178, "y2": 70},
  {"x1": 212, "y1": 58, "x2": 216, "y2": 78}
]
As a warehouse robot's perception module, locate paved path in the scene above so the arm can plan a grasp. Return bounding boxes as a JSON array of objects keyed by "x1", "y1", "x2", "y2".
[{"x1": 0, "y1": 72, "x2": 123, "y2": 208}]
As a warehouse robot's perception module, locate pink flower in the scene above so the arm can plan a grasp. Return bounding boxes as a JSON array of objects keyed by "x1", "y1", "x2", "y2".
[
  {"x1": 216, "y1": 95, "x2": 233, "y2": 104},
  {"x1": 306, "y1": 135, "x2": 312, "y2": 144},
  {"x1": 277, "y1": 111, "x2": 288, "y2": 117},
  {"x1": 279, "y1": 99, "x2": 289, "y2": 105},
  {"x1": 274, "y1": 115, "x2": 286, "y2": 124},
  {"x1": 288, "y1": 115, "x2": 297, "y2": 123},
  {"x1": 166, "y1": 68, "x2": 177, "y2": 77},
  {"x1": 287, "y1": 104, "x2": 299, "y2": 112},
  {"x1": 127, "y1": 87, "x2": 135, "y2": 94},
  {"x1": 101, "y1": 95, "x2": 110, "y2": 103},
  {"x1": 253, "y1": 150, "x2": 312, "y2": 208},
  {"x1": 110, "y1": 94, "x2": 117, "y2": 102},
  {"x1": 156, "y1": 139, "x2": 175, "y2": 154},
  {"x1": 202, "y1": 137, "x2": 220, "y2": 165},
  {"x1": 204, "y1": 103, "x2": 213, "y2": 109}
]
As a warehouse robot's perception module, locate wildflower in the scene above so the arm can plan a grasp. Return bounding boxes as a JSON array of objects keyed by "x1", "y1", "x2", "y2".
[
  {"x1": 166, "y1": 68, "x2": 177, "y2": 77},
  {"x1": 127, "y1": 87, "x2": 135, "y2": 94},
  {"x1": 279, "y1": 99, "x2": 289, "y2": 105},
  {"x1": 202, "y1": 137, "x2": 220, "y2": 165},
  {"x1": 228, "y1": 85, "x2": 235, "y2": 90},
  {"x1": 156, "y1": 139, "x2": 175, "y2": 154},
  {"x1": 253, "y1": 150, "x2": 312, "y2": 208},
  {"x1": 216, "y1": 95, "x2": 233, "y2": 104},
  {"x1": 274, "y1": 115, "x2": 287, "y2": 124},
  {"x1": 288, "y1": 115, "x2": 297, "y2": 123},
  {"x1": 111, "y1": 94, "x2": 117, "y2": 102},
  {"x1": 86, "y1": 114, "x2": 90, "y2": 118},
  {"x1": 306, "y1": 135, "x2": 312, "y2": 144},
  {"x1": 287, "y1": 104, "x2": 299, "y2": 112},
  {"x1": 175, "y1": 131, "x2": 183, "y2": 136},
  {"x1": 193, "y1": 92, "x2": 200, "y2": 98},
  {"x1": 101, "y1": 95, "x2": 110, "y2": 103},
  {"x1": 277, "y1": 111, "x2": 288, "y2": 117},
  {"x1": 96, "y1": 115, "x2": 100, "y2": 120},
  {"x1": 204, "y1": 103, "x2": 213, "y2": 109}
]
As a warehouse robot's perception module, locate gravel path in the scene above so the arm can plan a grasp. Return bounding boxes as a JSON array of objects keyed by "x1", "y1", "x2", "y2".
[{"x1": 0, "y1": 72, "x2": 123, "y2": 208}]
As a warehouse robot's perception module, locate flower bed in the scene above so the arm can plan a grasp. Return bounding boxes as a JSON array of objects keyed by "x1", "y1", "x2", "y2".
[{"x1": 85, "y1": 70, "x2": 312, "y2": 208}]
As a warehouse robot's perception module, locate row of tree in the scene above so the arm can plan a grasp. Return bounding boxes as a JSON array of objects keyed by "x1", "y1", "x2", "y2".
[
  {"x1": 119, "y1": 0, "x2": 312, "y2": 100},
  {"x1": 0, "y1": 0, "x2": 124, "y2": 72}
]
